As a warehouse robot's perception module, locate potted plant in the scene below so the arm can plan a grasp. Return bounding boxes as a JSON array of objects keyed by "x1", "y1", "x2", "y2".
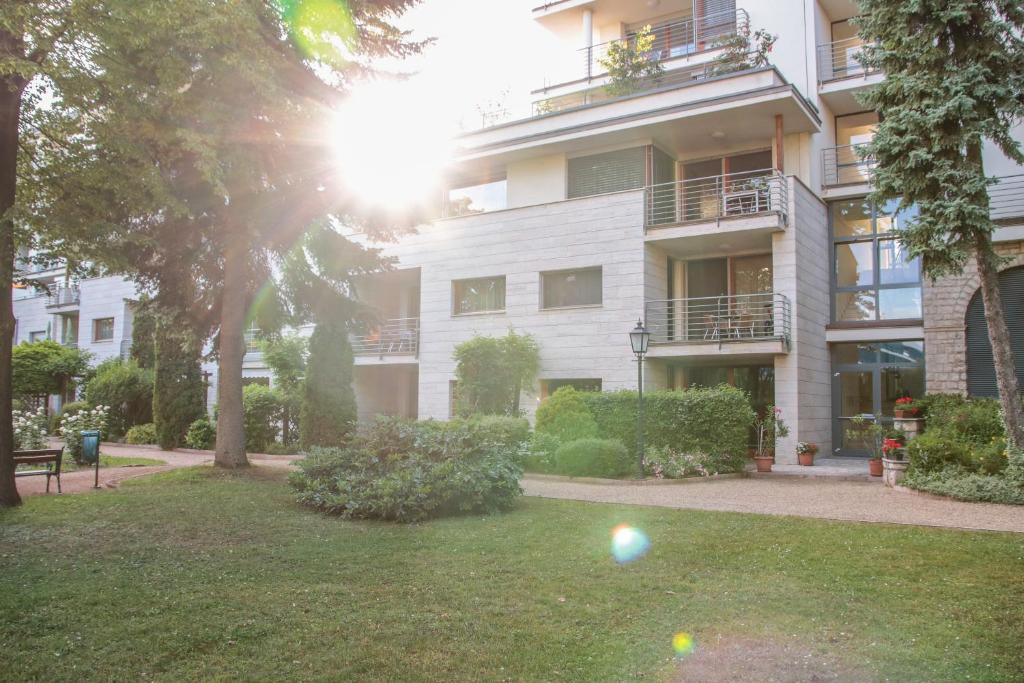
[
  {"x1": 846, "y1": 416, "x2": 885, "y2": 477},
  {"x1": 881, "y1": 436, "x2": 909, "y2": 487},
  {"x1": 796, "y1": 442, "x2": 818, "y2": 466},
  {"x1": 752, "y1": 405, "x2": 789, "y2": 473},
  {"x1": 893, "y1": 396, "x2": 919, "y2": 419}
]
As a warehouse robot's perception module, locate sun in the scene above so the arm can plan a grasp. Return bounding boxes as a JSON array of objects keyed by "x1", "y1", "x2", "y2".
[{"x1": 330, "y1": 79, "x2": 456, "y2": 209}]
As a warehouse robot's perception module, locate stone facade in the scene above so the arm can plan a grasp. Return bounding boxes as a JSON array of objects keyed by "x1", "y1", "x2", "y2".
[{"x1": 923, "y1": 240, "x2": 1024, "y2": 394}]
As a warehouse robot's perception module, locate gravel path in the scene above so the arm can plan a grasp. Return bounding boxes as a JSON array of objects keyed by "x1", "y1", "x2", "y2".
[{"x1": 522, "y1": 474, "x2": 1024, "y2": 533}]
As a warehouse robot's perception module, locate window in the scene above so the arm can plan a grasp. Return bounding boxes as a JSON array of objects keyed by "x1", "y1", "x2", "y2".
[
  {"x1": 453, "y1": 276, "x2": 506, "y2": 315},
  {"x1": 541, "y1": 267, "x2": 602, "y2": 309},
  {"x1": 244, "y1": 322, "x2": 262, "y2": 354},
  {"x1": 29, "y1": 331, "x2": 46, "y2": 342},
  {"x1": 540, "y1": 378, "x2": 602, "y2": 398},
  {"x1": 567, "y1": 147, "x2": 645, "y2": 199},
  {"x1": 831, "y1": 199, "x2": 922, "y2": 322},
  {"x1": 445, "y1": 177, "x2": 507, "y2": 217},
  {"x1": 92, "y1": 317, "x2": 114, "y2": 342}
]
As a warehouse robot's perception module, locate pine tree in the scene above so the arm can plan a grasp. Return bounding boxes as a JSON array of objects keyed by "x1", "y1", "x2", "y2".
[
  {"x1": 300, "y1": 321, "x2": 356, "y2": 448},
  {"x1": 857, "y1": 0, "x2": 1024, "y2": 446}
]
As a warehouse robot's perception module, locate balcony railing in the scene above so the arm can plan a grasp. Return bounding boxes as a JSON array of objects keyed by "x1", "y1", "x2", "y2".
[
  {"x1": 351, "y1": 318, "x2": 420, "y2": 357},
  {"x1": 645, "y1": 293, "x2": 791, "y2": 346},
  {"x1": 553, "y1": 9, "x2": 749, "y2": 87},
  {"x1": 644, "y1": 170, "x2": 788, "y2": 229},
  {"x1": 46, "y1": 286, "x2": 80, "y2": 308},
  {"x1": 990, "y1": 174, "x2": 1024, "y2": 223},
  {"x1": 817, "y1": 37, "x2": 877, "y2": 82},
  {"x1": 822, "y1": 143, "x2": 875, "y2": 187}
]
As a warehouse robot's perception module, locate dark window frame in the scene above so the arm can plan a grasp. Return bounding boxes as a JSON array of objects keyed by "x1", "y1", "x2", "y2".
[{"x1": 539, "y1": 266, "x2": 603, "y2": 310}]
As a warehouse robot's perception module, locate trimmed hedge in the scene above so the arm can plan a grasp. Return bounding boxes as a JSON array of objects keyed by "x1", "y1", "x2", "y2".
[
  {"x1": 552, "y1": 438, "x2": 631, "y2": 478},
  {"x1": 290, "y1": 416, "x2": 526, "y2": 522},
  {"x1": 535, "y1": 387, "x2": 599, "y2": 443},
  {"x1": 581, "y1": 386, "x2": 755, "y2": 458},
  {"x1": 125, "y1": 423, "x2": 158, "y2": 445}
]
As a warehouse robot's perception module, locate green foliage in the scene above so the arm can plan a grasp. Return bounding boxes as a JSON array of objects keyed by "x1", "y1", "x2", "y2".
[
  {"x1": 243, "y1": 384, "x2": 283, "y2": 453},
  {"x1": 453, "y1": 330, "x2": 540, "y2": 417},
  {"x1": 971, "y1": 439, "x2": 1010, "y2": 476},
  {"x1": 706, "y1": 25, "x2": 777, "y2": 77},
  {"x1": 59, "y1": 405, "x2": 109, "y2": 463},
  {"x1": 153, "y1": 327, "x2": 205, "y2": 450},
  {"x1": 753, "y1": 405, "x2": 789, "y2": 458},
  {"x1": 552, "y1": 438, "x2": 631, "y2": 478},
  {"x1": 300, "y1": 322, "x2": 356, "y2": 448},
  {"x1": 125, "y1": 423, "x2": 158, "y2": 445},
  {"x1": 83, "y1": 359, "x2": 154, "y2": 439},
  {"x1": 130, "y1": 303, "x2": 157, "y2": 369},
  {"x1": 907, "y1": 431, "x2": 972, "y2": 473},
  {"x1": 535, "y1": 387, "x2": 599, "y2": 443},
  {"x1": 646, "y1": 447, "x2": 747, "y2": 478},
  {"x1": 12, "y1": 408, "x2": 48, "y2": 451},
  {"x1": 290, "y1": 417, "x2": 524, "y2": 522},
  {"x1": 261, "y1": 334, "x2": 307, "y2": 444},
  {"x1": 524, "y1": 432, "x2": 562, "y2": 473},
  {"x1": 581, "y1": 387, "x2": 755, "y2": 458},
  {"x1": 598, "y1": 25, "x2": 665, "y2": 97},
  {"x1": 185, "y1": 418, "x2": 216, "y2": 450},
  {"x1": 12, "y1": 340, "x2": 91, "y2": 399},
  {"x1": 902, "y1": 467, "x2": 1024, "y2": 506},
  {"x1": 916, "y1": 394, "x2": 1005, "y2": 445}
]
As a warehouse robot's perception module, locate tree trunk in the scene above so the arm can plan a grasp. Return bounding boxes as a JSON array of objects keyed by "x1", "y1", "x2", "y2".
[
  {"x1": 214, "y1": 237, "x2": 249, "y2": 468},
  {"x1": 0, "y1": 60, "x2": 24, "y2": 506}
]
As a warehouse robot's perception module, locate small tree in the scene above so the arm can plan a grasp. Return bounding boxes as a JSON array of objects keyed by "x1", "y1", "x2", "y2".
[
  {"x1": 453, "y1": 330, "x2": 540, "y2": 417},
  {"x1": 599, "y1": 25, "x2": 664, "y2": 97},
  {"x1": 856, "y1": 1, "x2": 1024, "y2": 447},
  {"x1": 706, "y1": 25, "x2": 776, "y2": 77},
  {"x1": 152, "y1": 324, "x2": 205, "y2": 450},
  {"x1": 261, "y1": 334, "x2": 307, "y2": 445},
  {"x1": 11, "y1": 340, "x2": 91, "y2": 403},
  {"x1": 243, "y1": 383, "x2": 282, "y2": 452},
  {"x1": 300, "y1": 321, "x2": 356, "y2": 448}
]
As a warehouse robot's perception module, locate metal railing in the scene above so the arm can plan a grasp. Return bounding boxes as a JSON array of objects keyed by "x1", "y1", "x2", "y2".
[
  {"x1": 46, "y1": 286, "x2": 80, "y2": 308},
  {"x1": 990, "y1": 174, "x2": 1024, "y2": 223},
  {"x1": 351, "y1": 317, "x2": 420, "y2": 357},
  {"x1": 644, "y1": 170, "x2": 788, "y2": 229},
  {"x1": 645, "y1": 293, "x2": 791, "y2": 345},
  {"x1": 822, "y1": 143, "x2": 875, "y2": 187},
  {"x1": 817, "y1": 37, "x2": 877, "y2": 82}
]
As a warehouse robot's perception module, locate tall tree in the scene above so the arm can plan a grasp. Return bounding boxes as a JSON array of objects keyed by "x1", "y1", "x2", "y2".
[
  {"x1": 261, "y1": 333, "x2": 307, "y2": 445},
  {"x1": 857, "y1": 0, "x2": 1024, "y2": 447},
  {"x1": 22, "y1": 0, "x2": 425, "y2": 469},
  {"x1": 153, "y1": 320, "x2": 205, "y2": 450},
  {"x1": 300, "y1": 320, "x2": 356, "y2": 448}
]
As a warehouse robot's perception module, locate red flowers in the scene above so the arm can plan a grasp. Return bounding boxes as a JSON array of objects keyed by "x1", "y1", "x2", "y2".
[{"x1": 882, "y1": 438, "x2": 902, "y2": 455}]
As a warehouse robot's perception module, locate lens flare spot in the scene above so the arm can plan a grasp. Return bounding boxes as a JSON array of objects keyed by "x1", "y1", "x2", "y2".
[
  {"x1": 278, "y1": 0, "x2": 355, "y2": 66},
  {"x1": 611, "y1": 524, "x2": 650, "y2": 564},
  {"x1": 672, "y1": 632, "x2": 695, "y2": 658}
]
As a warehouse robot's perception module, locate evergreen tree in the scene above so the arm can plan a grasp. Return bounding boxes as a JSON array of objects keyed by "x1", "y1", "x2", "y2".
[
  {"x1": 261, "y1": 334, "x2": 307, "y2": 445},
  {"x1": 857, "y1": 0, "x2": 1024, "y2": 446},
  {"x1": 153, "y1": 322, "x2": 205, "y2": 450},
  {"x1": 300, "y1": 321, "x2": 356, "y2": 448},
  {"x1": 130, "y1": 300, "x2": 157, "y2": 369}
]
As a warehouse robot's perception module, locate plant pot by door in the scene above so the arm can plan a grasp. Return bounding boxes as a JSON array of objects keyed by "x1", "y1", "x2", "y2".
[
  {"x1": 868, "y1": 458, "x2": 883, "y2": 477},
  {"x1": 882, "y1": 457, "x2": 909, "y2": 487},
  {"x1": 798, "y1": 452, "x2": 815, "y2": 467},
  {"x1": 754, "y1": 456, "x2": 773, "y2": 473}
]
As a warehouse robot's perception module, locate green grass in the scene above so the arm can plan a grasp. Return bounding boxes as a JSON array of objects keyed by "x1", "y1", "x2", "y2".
[
  {"x1": 17, "y1": 454, "x2": 165, "y2": 474},
  {"x1": 1, "y1": 468, "x2": 1022, "y2": 682}
]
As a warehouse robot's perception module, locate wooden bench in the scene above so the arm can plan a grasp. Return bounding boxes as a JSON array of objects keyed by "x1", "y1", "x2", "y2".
[{"x1": 13, "y1": 448, "x2": 64, "y2": 494}]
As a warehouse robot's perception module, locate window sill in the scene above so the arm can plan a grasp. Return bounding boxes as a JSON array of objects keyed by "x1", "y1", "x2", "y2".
[
  {"x1": 539, "y1": 304, "x2": 603, "y2": 312},
  {"x1": 92, "y1": 339, "x2": 114, "y2": 344},
  {"x1": 452, "y1": 310, "x2": 507, "y2": 318}
]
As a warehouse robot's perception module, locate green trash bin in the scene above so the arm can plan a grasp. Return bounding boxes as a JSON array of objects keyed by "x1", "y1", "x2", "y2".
[{"x1": 81, "y1": 430, "x2": 101, "y2": 465}]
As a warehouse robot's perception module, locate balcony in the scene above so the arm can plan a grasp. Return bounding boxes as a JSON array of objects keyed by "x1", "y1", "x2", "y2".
[
  {"x1": 990, "y1": 174, "x2": 1024, "y2": 224},
  {"x1": 645, "y1": 293, "x2": 791, "y2": 358},
  {"x1": 816, "y1": 37, "x2": 883, "y2": 115},
  {"x1": 541, "y1": 9, "x2": 748, "y2": 93},
  {"x1": 352, "y1": 318, "x2": 419, "y2": 360},
  {"x1": 822, "y1": 144, "x2": 874, "y2": 188},
  {"x1": 46, "y1": 286, "x2": 80, "y2": 309}
]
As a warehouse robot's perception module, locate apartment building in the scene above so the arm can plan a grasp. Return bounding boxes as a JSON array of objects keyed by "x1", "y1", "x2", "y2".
[{"x1": 350, "y1": 0, "x2": 1024, "y2": 462}]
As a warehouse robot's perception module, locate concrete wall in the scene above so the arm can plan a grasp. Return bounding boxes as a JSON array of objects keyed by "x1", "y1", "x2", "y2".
[
  {"x1": 76, "y1": 276, "x2": 138, "y2": 363},
  {"x1": 507, "y1": 153, "x2": 567, "y2": 208},
  {"x1": 12, "y1": 294, "x2": 52, "y2": 344}
]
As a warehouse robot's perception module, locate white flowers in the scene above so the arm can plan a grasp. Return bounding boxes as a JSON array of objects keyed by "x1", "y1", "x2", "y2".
[
  {"x1": 12, "y1": 406, "x2": 48, "y2": 450},
  {"x1": 60, "y1": 405, "x2": 110, "y2": 460}
]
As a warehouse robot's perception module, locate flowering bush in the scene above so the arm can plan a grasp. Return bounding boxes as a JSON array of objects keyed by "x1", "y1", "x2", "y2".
[
  {"x1": 60, "y1": 405, "x2": 109, "y2": 463},
  {"x1": 646, "y1": 447, "x2": 743, "y2": 478},
  {"x1": 796, "y1": 442, "x2": 819, "y2": 456},
  {"x1": 13, "y1": 407, "x2": 48, "y2": 451}
]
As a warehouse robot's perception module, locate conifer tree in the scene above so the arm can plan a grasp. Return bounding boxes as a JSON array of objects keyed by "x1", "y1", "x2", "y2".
[{"x1": 300, "y1": 320, "x2": 356, "y2": 448}]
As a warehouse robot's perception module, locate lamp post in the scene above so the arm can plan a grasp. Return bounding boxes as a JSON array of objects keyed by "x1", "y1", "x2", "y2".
[{"x1": 629, "y1": 318, "x2": 651, "y2": 479}]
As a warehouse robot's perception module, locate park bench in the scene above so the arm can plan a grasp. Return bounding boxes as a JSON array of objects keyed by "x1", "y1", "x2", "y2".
[{"x1": 13, "y1": 448, "x2": 64, "y2": 493}]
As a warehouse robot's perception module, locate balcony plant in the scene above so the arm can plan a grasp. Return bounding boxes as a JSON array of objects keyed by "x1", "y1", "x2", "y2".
[
  {"x1": 894, "y1": 396, "x2": 919, "y2": 419},
  {"x1": 598, "y1": 25, "x2": 664, "y2": 97},
  {"x1": 706, "y1": 25, "x2": 777, "y2": 78},
  {"x1": 752, "y1": 405, "x2": 788, "y2": 473},
  {"x1": 796, "y1": 441, "x2": 818, "y2": 467}
]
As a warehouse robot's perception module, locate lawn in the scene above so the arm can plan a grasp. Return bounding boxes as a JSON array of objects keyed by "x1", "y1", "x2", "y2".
[{"x1": 1, "y1": 468, "x2": 1022, "y2": 682}]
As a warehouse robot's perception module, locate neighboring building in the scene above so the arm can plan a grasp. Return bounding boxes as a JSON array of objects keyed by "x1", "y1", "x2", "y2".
[{"x1": 15, "y1": 0, "x2": 1024, "y2": 461}]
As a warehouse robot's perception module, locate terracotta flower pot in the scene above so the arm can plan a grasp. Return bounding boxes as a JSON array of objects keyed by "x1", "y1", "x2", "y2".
[
  {"x1": 894, "y1": 409, "x2": 906, "y2": 419},
  {"x1": 868, "y1": 458, "x2": 883, "y2": 477},
  {"x1": 754, "y1": 456, "x2": 774, "y2": 473},
  {"x1": 798, "y1": 452, "x2": 815, "y2": 467}
]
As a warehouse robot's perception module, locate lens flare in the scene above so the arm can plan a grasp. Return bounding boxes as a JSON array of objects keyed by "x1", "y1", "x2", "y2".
[
  {"x1": 672, "y1": 632, "x2": 695, "y2": 658},
  {"x1": 610, "y1": 524, "x2": 650, "y2": 564},
  {"x1": 278, "y1": 0, "x2": 356, "y2": 66}
]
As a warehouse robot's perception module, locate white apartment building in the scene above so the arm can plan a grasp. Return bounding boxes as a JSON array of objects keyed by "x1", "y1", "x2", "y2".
[{"x1": 15, "y1": 0, "x2": 1024, "y2": 462}]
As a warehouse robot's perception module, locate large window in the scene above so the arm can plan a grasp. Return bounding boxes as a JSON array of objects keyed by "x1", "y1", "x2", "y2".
[
  {"x1": 541, "y1": 267, "x2": 602, "y2": 309},
  {"x1": 445, "y1": 177, "x2": 507, "y2": 217},
  {"x1": 832, "y1": 199, "x2": 922, "y2": 322},
  {"x1": 567, "y1": 148, "x2": 645, "y2": 199},
  {"x1": 92, "y1": 317, "x2": 114, "y2": 342},
  {"x1": 453, "y1": 276, "x2": 506, "y2": 315}
]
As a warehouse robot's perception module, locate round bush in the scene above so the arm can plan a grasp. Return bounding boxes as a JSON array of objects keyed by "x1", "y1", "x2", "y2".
[
  {"x1": 971, "y1": 440, "x2": 1009, "y2": 476},
  {"x1": 125, "y1": 423, "x2": 158, "y2": 445},
  {"x1": 553, "y1": 438, "x2": 632, "y2": 478},
  {"x1": 185, "y1": 417, "x2": 216, "y2": 450},
  {"x1": 907, "y1": 431, "x2": 971, "y2": 473},
  {"x1": 84, "y1": 360, "x2": 154, "y2": 439},
  {"x1": 536, "y1": 387, "x2": 599, "y2": 443}
]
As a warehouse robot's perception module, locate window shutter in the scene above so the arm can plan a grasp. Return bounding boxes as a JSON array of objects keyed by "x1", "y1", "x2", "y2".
[
  {"x1": 966, "y1": 266, "x2": 1024, "y2": 398},
  {"x1": 567, "y1": 148, "x2": 646, "y2": 199}
]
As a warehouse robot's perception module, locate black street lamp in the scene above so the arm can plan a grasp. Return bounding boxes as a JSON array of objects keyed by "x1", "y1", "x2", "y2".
[{"x1": 629, "y1": 318, "x2": 650, "y2": 479}]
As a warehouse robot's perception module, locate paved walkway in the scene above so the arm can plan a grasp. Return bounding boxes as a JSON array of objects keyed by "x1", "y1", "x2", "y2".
[{"x1": 522, "y1": 474, "x2": 1024, "y2": 533}]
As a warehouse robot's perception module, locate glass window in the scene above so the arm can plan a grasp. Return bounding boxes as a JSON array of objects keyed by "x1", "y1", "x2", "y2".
[
  {"x1": 541, "y1": 268, "x2": 602, "y2": 309},
  {"x1": 542, "y1": 378, "x2": 602, "y2": 397},
  {"x1": 93, "y1": 317, "x2": 114, "y2": 342},
  {"x1": 879, "y1": 287, "x2": 922, "y2": 320},
  {"x1": 878, "y1": 239, "x2": 920, "y2": 284},
  {"x1": 833, "y1": 342, "x2": 878, "y2": 365},
  {"x1": 835, "y1": 242, "x2": 874, "y2": 287},
  {"x1": 453, "y1": 276, "x2": 506, "y2": 315},
  {"x1": 835, "y1": 291, "x2": 876, "y2": 321},
  {"x1": 832, "y1": 199, "x2": 873, "y2": 237},
  {"x1": 29, "y1": 331, "x2": 46, "y2": 342},
  {"x1": 732, "y1": 254, "x2": 773, "y2": 295},
  {"x1": 446, "y1": 178, "x2": 507, "y2": 217}
]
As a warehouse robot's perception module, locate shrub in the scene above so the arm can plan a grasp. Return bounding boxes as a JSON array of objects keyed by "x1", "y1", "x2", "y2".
[
  {"x1": 906, "y1": 431, "x2": 972, "y2": 473},
  {"x1": 84, "y1": 359, "x2": 154, "y2": 439},
  {"x1": 971, "y1": 439, "x2": 1009, "y2": 476},
  {"x1": 243, "y1": 384, "x2": 283, "y2": 452},
  {"x1": 13, "y1": 407, "x2": 48, "y2": 450},
  {"x1": 646, "y1": 446, "x2": 746, "y2": 478},
  {"x1": 153, "y1": 327, "x2": 205, "y2": 450},
  {"x1": 290, "y1": 417, "x2": 523, "y2": 522},
  {"x1": 52, "y1": 400, "x2": 88, "y2": 434},
  {"x1": 552, "y1": 438, "x2": 632, "y2": 478},
  {"x1": 464, "y1": 415, "x2": 530, "y2": 452},
  {"x1": 535, "y1": 387, "x2": 599, "y2": 443},
  {"x1": 915, "y1": 394, "x2": 1004, "y2": 445},
  {"x1": 185, "y1": 417, "x2": 216, "y2": 450},
  {"x1": 301, "y1": 321, "x2": 357, "y2": 448},
  {"x1": 452, "y1": 331, "x2": 540, "y2": 417},
  {"x1": 125, "y1": 423, "x2": 158, "y2": 445},
  {"x1": 60, "y1": 405, "x2": 109, "y2": 463},
  {"x1": 902, "y1": 468, "x2": 1024, "y2": 505},
  {"x1": 582, "y1": 386, "x2": 754, "y2": 458},
  {"x1": 524, "y1": 432, "x2": 561, "y2": 473}
]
